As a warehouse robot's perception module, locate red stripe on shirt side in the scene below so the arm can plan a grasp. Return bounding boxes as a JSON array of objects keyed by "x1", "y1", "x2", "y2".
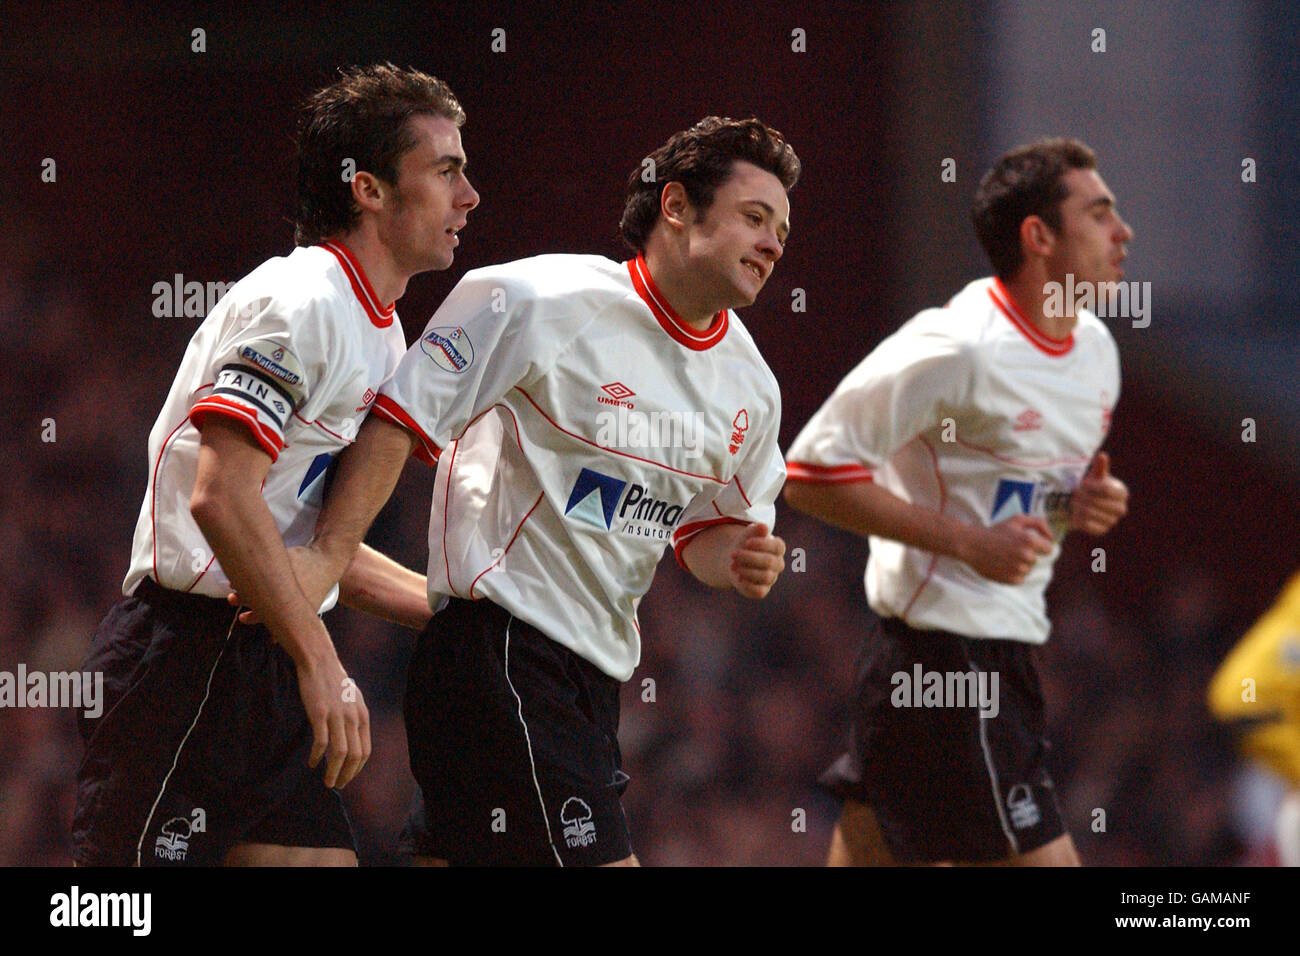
[
  {"x1": 293, "y1": 410, "x2": 346, "y2": 442},
  {"x1": 150, "y1": 417, "x2": 192, "y2": 584},
  {"x1": 441, "y1": 438, "x2": 464, "y2": 599},
  {"x1": 733, "y1": 473, "x2": 752, "y2": 509},
  {"x1": 900, "y1": 436, "x2": 946, "y2": 621},
  {"x1": 469, "y1": 492, "x2": 545, "y2": 599}
]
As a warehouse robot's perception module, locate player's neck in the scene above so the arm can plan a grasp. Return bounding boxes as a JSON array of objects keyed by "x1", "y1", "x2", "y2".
[
  {"x1": 1002, "y1": 267, "x2": 1077, "y2": 341},
  {"x1": 329, "y1": 229, "x2": 407, "y2": 306},
  {"x1": 641, "y1": 245, "x2": 720, "y2": 331}
]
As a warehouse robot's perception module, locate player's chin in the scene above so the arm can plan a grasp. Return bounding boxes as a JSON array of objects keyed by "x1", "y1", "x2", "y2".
[{"x1": 728, "y1": 279, "x2": 760, "y2": 309}]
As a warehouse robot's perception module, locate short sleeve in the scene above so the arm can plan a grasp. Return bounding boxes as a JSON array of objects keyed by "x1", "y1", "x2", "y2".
[
  {"x1": 671, "y1": 398, "x2": 785, "y2": 571},
  {"x1": 374, "y1": 268, "x2": 578, "y2": 466},
  {"x1": 785, "y1": 315, "x2": 973, "y2": 483},
  {"x1": 188, "y1": 292, "x2": 329, "y2": 461}
]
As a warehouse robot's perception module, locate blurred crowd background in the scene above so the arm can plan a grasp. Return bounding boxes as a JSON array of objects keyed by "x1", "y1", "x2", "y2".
[{"x1": 3, "y1": 1, "x2": 1298, "y2": 865}]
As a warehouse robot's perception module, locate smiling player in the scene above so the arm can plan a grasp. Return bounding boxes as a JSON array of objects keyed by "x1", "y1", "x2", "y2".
[
  {"x1": 785, "y1": 138, "x2": 1132, "y2": 866},
  {"x1": 275, "y1": 116, "x2": 800, "y2": 866},
  {"x1": 72, "y1": 64, "x2": 479, "y2": 867}
]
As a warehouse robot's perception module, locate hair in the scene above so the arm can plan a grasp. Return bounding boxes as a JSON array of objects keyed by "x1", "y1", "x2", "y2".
[
  {"x1": 619, "y1": 116, "x2": 801, "y2": 252},
  {"x1": 970, "y1": 137, "x2": 1097, "y2": 279},
  {"x1": 294, "y1": 63, "x2": 465, "y2": 246}
]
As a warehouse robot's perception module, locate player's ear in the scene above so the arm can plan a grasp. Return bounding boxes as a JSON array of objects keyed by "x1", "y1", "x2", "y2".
[
  {"x1": 350, "y1": 171, "x2": 388, "y2": 214},
  {"x1": 1019, "y1": 215, "x2": 1055, "y2": 259},
  {"x1": 659, "y1": 182, "x2": 693, "y2": 230}
]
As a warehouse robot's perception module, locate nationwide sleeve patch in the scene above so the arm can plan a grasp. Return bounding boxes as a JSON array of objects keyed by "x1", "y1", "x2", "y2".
[
  {"x1": 420, "y1": 326, "x2": 475, "y2": 373},
  {"x1": 234, "y1": 339, "x2": 308, "y2": 402}
]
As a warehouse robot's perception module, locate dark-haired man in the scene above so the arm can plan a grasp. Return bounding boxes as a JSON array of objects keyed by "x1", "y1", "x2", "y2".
[
  {"x1": 284, "y1": 116, "x2": 800, "y2": 866},
  {"x1": 784, "y1": 138, "x2": 1132, "y2": 866},
  {"x1": 72, "y1": 64, "x2": 480, "y2": 866}
]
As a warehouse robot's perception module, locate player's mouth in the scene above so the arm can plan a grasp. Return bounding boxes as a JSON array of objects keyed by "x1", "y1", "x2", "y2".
[
  {"x1": 446, "y1": 222, "x2": 466, "y2": 245},
  {"x1": 741, "y1": 259, "x2": 766, "y2": 283}
]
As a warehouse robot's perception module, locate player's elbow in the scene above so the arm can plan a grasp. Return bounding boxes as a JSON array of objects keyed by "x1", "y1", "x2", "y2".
[
  {"x1": 782, "y1": 480, "x2": 817, "y2": 516},
  {"x1": 189, "y1": 476, "x2": 238, "y2": 532}
]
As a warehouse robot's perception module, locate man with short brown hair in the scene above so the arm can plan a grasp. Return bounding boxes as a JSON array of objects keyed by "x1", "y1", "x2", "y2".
[
  {"x1": 72, "y1": 64, "x2": 479, "y2": 867},
  {"x1": 785, "y1": 137, "x2": 1132, "y2": 866}
]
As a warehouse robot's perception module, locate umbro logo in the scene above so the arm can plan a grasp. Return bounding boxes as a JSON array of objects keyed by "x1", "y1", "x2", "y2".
[
  {"x1": 1012, "y1": 408, "x2": 1043, "y2": 431},
  {"x1": 597, "y1": 382, "x2": 635, "y2": 409}
]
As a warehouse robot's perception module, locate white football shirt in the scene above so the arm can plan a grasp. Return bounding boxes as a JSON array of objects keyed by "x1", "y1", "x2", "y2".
[
  {"x1": 124, "y1": 241, "x2": 407, "y2": 601},
  {"x1": 785, "y1": 276, "x2": 1120, "y2": 643},
  {"x1": 375, "y1": 253, "x2": 785, "y2": 681}
]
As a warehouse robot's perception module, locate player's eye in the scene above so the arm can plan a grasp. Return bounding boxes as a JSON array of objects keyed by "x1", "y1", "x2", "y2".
[{"x1": 746, "y1": 212, "x2": 763, "y2": 226}]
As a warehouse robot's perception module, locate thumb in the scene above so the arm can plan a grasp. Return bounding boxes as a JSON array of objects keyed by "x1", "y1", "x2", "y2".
[
  {"x1": 746, "y1": 522, "x2": 770, "y2": 541},
  {"x1": 1087, "y1": 451, "x2": 1110, "y2": 480}
]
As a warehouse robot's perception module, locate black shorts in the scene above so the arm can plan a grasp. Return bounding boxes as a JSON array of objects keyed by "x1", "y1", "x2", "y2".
[
  {"x1": 72, "y1": 578, "x2": 354, "y2": 866},
  {"x1": 820, "y1": 616, "x2": 1066, "y2": 863},
  {"x1": 401, "y1": 598, "x2": 632, "y2": 866}
]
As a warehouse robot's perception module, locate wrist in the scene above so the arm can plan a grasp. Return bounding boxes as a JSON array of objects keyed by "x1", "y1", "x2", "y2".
[
  {"x1": 281, "y1": 618, "x2": 336, "y2": 670},
  {"x1": 949, "y1": 520, "x2": 980, "y2": 564}
]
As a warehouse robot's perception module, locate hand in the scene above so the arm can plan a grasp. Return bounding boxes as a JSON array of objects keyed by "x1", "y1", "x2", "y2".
[
  {"x1": 1070, "y1": 452, "x2": 1128, "y2": 535},
  {"x1": 728, "y1": 522, "x2": 786, "y2": 599},
  {"x1": 961, "y1": 514, "x2": 1054, "y2": 585},
  {"x1": 296, "y1": 647, "x2": 371, "y2": 789},
  {"x1": 228, "y1": 545, "x2": 339, "y2": 625}
]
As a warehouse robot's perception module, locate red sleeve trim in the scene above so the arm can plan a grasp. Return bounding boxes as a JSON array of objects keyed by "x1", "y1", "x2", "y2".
[
  {"x1": 785, "y1": 461, "x2": 874, "y2": 483},
  {"x1": 671, "y1": 516, "x2": 747, "y2": 574},
  {"x1": 189, "y1": 396, "x2": 284, "y2": 461},
  {"x1": 372, "y1": 394, "x2": 441, "y2": 466}
]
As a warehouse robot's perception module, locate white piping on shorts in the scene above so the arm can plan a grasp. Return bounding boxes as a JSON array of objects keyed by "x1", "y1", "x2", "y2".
[
  {"x1": 966, "y1": 649, "x2": 1019, "y2": 857},
  {"x1": 503, "y1": 615, "x2": 564, "y2": 866},
  {"x1": 134, "y1": 614, "x2": 237, "y2": 866}
]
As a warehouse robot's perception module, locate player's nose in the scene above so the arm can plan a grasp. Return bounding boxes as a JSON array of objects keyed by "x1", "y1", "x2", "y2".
[
  {"x1": 1115, "y1": 216, "x2": 1134, "y2": 244},
  {"x1": 460, "y1": 178, "x2": 481, "y2": 210},
  {"x1": 758, "y1": 228, "x2": 783, "y2": 263}
]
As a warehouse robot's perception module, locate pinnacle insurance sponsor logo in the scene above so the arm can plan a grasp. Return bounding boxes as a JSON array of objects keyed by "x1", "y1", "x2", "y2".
[
  {"x1": 563, "y1": 467, "x2": 687, "y2": 540},
  {"x1": 991, "y1": 477, "x2": 1073, "y2": 538}
]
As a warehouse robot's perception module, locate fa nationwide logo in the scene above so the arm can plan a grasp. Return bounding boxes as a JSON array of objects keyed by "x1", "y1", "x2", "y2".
[
  {"x1": 421, "y1": 326, "x2": 475, "y2": 373},
  {"x1": 563, "y1": 467, "x2": 685, "y2": 539}
]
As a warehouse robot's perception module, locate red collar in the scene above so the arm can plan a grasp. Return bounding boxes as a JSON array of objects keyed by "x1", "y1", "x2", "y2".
[
  {"x1": 320, "y1": 240, "x2": 396, "y2": 328},
  {"x1": 988, "y1": 277, "x2": 1073, "y2": 357},
  {"x1": 626, "y1": 254, "x2": 728, "y2": 351}
]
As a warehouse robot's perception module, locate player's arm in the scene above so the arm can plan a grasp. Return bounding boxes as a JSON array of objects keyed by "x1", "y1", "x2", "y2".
[
  {"x1": 286, "y1": 416, "x2": 418, "y2": 613},
  {"x1": 783, "y1": 479, "x2": 1053, "y2": 586},
  {"x1": 337, "y1": 543, "x2": 431, "y2": 629},
  {"x1": 678, "y1": 522, "x2": 785, "y2": 598},
  {"x1": 190, "y1": 416, "x2": 369, "y2": 789}
]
